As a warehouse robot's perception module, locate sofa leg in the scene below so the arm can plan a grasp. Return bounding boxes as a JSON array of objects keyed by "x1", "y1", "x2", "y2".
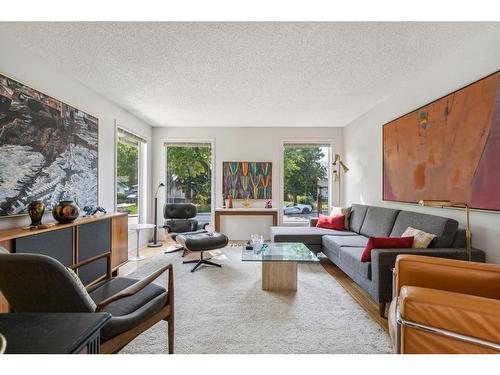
[{"x1": 379, "y1": 303, "x2": 386, "y2": 318}]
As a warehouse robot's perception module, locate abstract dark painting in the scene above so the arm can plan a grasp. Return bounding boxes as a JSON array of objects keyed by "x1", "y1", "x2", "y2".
[
  {"x1": 223, "y1": 162, "x2": 272, "y2": 199},
  {"x1": 383, "y1": 70, "x2": 500, "y2": 211},
  {"x1": 0, "y1": 73, "x2": 98, "y2": 216}
]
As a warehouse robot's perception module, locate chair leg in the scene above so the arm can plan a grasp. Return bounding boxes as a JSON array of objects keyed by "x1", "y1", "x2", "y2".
[
  {"x1": 203, "y1": 260, "x2": 222, "y2": 267},
  {"x1": 181, "y1": 249, "x2": 186, "y2": 257},
  {"x1": 379, "y1": 302, "x2": 386, "y2": 318},
  {"x1": 168, "y1": 314, "x2": 174, "y2": 354},
  {"x1": 182, "y1": 251, "x2": 222, "y2": 272}
]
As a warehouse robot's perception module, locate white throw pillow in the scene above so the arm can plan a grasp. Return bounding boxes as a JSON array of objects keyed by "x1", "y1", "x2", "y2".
[
  {"x1": 66, "y1": 267, "x2": 97, "y2": 311},
  {"x1": 401, "y1": 227, "x2": 437, "y2": 249},
  {"x1": 330, "y1": 206, "x2": 352, "y2": 230}
]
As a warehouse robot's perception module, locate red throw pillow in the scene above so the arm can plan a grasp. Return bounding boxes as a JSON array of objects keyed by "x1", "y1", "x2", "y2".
[
  {"x1": 316, "y1": 214, "x2": 346, "y2": 230},
  {"x1": 360, "y1": 236, "x2": 414, "y2": 262}
]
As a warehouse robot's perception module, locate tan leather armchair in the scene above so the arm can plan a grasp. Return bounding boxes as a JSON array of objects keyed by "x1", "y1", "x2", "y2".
[{"x1": 388, "y1": 255, "x2": 500, "y2": 354}]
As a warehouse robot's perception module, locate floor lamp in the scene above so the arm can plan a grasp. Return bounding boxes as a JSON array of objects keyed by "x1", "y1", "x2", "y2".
[
  {"x1": 148, "y1": 182, "x2": 165, "y2": 248},
  {"x1": 419, "y1": 200, "x2": 472, "y2": 261},
  {"x1": 332, "y1": 154, "x2": 349, "y2": 206}
]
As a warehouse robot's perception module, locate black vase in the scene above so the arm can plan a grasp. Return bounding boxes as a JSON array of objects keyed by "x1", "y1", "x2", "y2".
[
  {"x1": 27, "y1": 200, "x2": 45, "y2": 226},
  {"x1": 52, "y1": 201, "x2": 80, "y2": 223}
]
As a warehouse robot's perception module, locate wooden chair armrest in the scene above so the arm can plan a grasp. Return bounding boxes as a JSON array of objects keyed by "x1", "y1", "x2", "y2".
[
  {"x1": 95, "y1": 264, "x2": 173, "y2": 312},
  {"x1": 395, "y1": 255, "x2": 500, "y2": 300},
  {"x1": 70, "y1": 252, "x2": 112, "y2": 279},
  {"x1": 397, "y1": 286, "x2": 500, "y2": 353}
]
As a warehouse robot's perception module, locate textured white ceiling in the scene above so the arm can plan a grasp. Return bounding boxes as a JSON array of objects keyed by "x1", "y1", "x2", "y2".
[{"x1": 1, "y1": 22, "x2": 499, "y2": 127}]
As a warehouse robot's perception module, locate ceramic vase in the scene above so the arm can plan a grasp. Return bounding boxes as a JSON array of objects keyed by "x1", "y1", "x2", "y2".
[
  {"x1": 27, "y1": 200, "x2": 45, "y2": 226},
  {"x1": 52, "y1": 200, "x2": 80, "y2": 223}
]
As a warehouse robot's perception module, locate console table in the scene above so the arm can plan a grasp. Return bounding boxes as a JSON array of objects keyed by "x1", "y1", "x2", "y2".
[
  {"x1": 0, "y1": 313, "x2": 111, "y2": 353},
  {"x1": 0, "y1": 213, "x2": 128, "y2": 313},
  {"x1": 214, "y1": 208, "x2": 278, "y2": 237}
]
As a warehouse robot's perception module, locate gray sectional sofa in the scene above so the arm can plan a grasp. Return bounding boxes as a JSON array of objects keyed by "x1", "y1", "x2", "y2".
[{"x1": 270, "y1": 203, "x2": 486, "y2": 316}]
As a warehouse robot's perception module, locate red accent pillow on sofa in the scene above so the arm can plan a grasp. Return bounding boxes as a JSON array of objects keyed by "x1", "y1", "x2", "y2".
[
  {"x1": 316, "y1": 214, "x2": 345, "y2": 230},
  {"x1": 360, "y1": 236, "x2": 414, "y2": 262}
]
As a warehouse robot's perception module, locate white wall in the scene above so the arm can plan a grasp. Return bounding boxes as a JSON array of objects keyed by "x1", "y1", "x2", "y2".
[
  {"x1": 344, "y1": 29, "x2": 500, "y2": 263},
  {"x1": 0, "y1": 37, "x2": 154, "y2": 247},
  {"x1": 152, "y1": 127, "x2": 343, "y2": 239}
]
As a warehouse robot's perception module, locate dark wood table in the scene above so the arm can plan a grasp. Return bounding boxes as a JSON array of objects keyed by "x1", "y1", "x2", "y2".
[{"x1": 0, "y1": 313, "x2": 111, "y2": 354}]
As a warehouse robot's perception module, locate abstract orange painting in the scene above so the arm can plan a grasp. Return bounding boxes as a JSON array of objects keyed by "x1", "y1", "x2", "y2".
[{"x1": 383, "y1": 70, "x2": 500, "y2": 211}]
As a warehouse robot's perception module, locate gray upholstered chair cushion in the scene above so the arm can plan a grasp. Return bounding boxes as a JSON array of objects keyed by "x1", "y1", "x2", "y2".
[
  {"x1": 0, "y1": 253, "x2": 96, "y2": 312},
  {"x1": 322, "y1": 235, "x2": 369, "y2": 259},
  {"x1": 389, "y1": 210, "x2": 459, "y2": 248},
  {"x1": 349, "y1": 204, "x2": 369, "y2": 233},
  {"x1": 88, "y1": 277, "x2": 168, "y2": 340},
  {"x1": 338, "y1": 247, "x2": 371, "y2": 280},
  {"x1": 359, "y1": 206, "x2": 400, "y2": 237},
  {"x1": 271, "y1": 226, "x2": 356, "y2": 245}
]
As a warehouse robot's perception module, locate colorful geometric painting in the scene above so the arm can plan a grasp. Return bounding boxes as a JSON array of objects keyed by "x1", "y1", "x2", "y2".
[
  {"x1": 222, "y1": 162, "x2": 272, "y2": 199},
  {"x1": 0, "y1": 73, "x2": 98, "y2": 216},
  {"x1": 383, "y1": 70, "x2": 500, "y2": 211}
]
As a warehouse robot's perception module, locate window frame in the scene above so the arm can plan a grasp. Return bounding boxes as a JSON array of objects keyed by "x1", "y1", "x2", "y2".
[
  {"x1": 162, "y1": 138, "x2": 216, "y2": 224},
  {"x1": 280, "y1": 139, "x2": 334, "y2": 226},
  {"x1": 114, "y1": 122, "x2": 148, "y2": 224}
]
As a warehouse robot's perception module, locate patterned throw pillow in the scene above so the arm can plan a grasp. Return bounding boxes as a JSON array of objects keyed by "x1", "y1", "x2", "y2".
[
  {"x1": 401, "y1": 227, "x2": 437, "y2": 248},
  {"x1": 330, "y1": 206, "x2": 352, "y2": 230},
  {"x1": 66, "y1": 267, "x2": 97, "y2": 311}
]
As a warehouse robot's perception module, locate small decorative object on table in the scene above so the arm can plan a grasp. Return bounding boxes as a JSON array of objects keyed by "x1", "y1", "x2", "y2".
[
  {"x1": 227, "y1": 194, "x2": 233, "y2": 208},
  {"x1": 52, "y1": 201, "x2": 80, "y2": 223},
  {"x1": 27, "y1": 200, "x2": 45, "y2": 227},
  {"x1": 251, "y1": 234, "x2": 264, "y2": 254},
  {"x1": 243, "y1": 197, "x2": 250, "y2": 208},
  {"x1": 83, "y1": 206, "x2": 107, "y2": 217},
  {"x1": 264, "y1": 199, "x2": 272, "y2": 208},
  {"x1": 222, "y1": 194, "x2": 226, "y2": 208}
]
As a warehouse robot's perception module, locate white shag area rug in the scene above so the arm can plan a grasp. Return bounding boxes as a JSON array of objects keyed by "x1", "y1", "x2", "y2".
[{"x1": 120, "y1": 246, "x2": 392, "y2": 354}]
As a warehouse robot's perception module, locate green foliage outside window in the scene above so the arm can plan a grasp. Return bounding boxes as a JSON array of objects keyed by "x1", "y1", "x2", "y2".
[
  {"x1": 284, "y1": 147, "x2": 327, "y2": 205},
  {"x1": 166, "y1": 146, "x2": 212, "y2": 212}
]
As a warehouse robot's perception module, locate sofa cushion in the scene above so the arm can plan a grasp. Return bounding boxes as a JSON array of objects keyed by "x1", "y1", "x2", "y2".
[
  {"x1": 271, "y1": 226, "x2": 356, "y2": 245},
  {"x1": 360, "y1": 236, "x2": 414, "y2": 262},
  {"x1": 389, "y1": 210, "x2": 459, "y2": 248},
  {"x1": 338, "y1": 247, "x2": 372, "y2": 280},
  {"x1": 330, "y1": 206, "x2": 352, "y2": 229},
  {"x1": 322, "y1": 235, "x2": 369, "y2": 259},
  {"x1": 316, "y1": 214, "x2": 345, "y2": 230},
  {"x1": 359, "y1": 206, "x2": 400, "y2": 237},
  {"x1": 349, "y1": 204, "x2": 369, "y2": 233}
]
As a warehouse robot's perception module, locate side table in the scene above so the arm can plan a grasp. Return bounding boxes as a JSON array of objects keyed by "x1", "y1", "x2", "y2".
[{"x1": 129, "y1": 223, "x2": 155, "y2": 261}]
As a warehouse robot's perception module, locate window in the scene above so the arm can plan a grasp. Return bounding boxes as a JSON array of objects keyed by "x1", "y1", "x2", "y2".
[
  {"x1": 116, "y1": 127, "x2": 147, "y2": 224},
  {"x1": 165, "y1": 142, "x2": 213, "y2": 224},
  {"x1": 282, "y1": 142, "x2": 331, "y2": 225}
]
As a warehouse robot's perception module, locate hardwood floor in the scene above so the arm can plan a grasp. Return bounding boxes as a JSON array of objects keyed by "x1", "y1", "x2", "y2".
[{"x1": 319, "y1": 258, "x2": 388, "y2": 331}]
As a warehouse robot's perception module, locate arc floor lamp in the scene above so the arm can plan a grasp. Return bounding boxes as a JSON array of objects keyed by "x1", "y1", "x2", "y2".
[{"x1": 419, "y1": 200, "x2": 472, "y2": 261}]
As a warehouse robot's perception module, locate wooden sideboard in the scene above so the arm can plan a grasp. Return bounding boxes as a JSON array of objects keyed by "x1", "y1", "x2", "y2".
[
  {"x1": 214, "y1": 208, "x2": 278, "y2": 240},
  {"x1": 0, "y1": 213, "x2": 128, "y2": 313}
]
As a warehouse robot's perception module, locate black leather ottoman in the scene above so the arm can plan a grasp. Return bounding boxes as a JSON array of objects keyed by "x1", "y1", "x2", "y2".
[{"x1": 176, "y1": 232, "x2": 229, "y2": 272}]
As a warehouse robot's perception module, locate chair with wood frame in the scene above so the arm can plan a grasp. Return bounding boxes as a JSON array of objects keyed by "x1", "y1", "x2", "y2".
[
  {"x1": 388, "y1": 254, "x2": 500, "y2": 354},
  {"x1": 0, "y1": 249, "x2": 174, "y2": 354}
]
